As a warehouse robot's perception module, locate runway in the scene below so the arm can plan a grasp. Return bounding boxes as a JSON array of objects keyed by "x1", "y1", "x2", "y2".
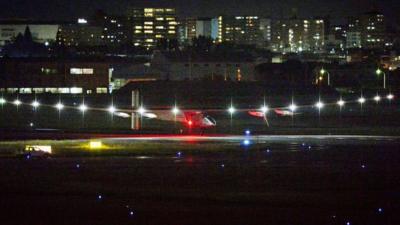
[{"x1": 101, "y1": 134, "x2": 400, "y2": 144}]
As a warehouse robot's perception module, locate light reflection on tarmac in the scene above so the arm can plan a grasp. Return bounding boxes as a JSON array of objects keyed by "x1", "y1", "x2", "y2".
[{"x1": 102, "y1": 135, "x2": 400, "y2": 144}]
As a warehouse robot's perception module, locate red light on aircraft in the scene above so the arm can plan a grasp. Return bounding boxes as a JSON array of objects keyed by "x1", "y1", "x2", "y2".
[{"x1": 188, "y1": 120, "x2": 193, "y2": 126}]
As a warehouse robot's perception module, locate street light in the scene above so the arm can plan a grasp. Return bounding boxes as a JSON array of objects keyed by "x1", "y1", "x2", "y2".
[
  {"x1": 320, "y1": 68, "x2": 331, "y2": 86},
  {"x1": 376, "y1": 68, "x2": 387, "y2": 89}
]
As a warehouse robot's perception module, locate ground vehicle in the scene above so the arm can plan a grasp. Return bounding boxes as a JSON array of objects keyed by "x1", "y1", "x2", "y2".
[{"x1": 21, "y1": 145, "x2": 52, "y2": 158}]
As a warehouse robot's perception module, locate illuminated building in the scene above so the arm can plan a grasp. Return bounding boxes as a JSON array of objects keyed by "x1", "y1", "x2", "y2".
[
  {"x1": 57, "y1": 19, "x2": 104, "y2": 46},
  {"x1": 0, "y1": 58, "x2": 110, "y2": 94},
  {"x1": 128, "y1": 8, "x2": 178, "y2": 49},
  {"x1": 196, "y1": 18, "x2": 215, "y2": 39},
  {"x1": 346, "y1": 11, "x2": 387, "y2": 49},
  {"x1": 360, "y1": 11, "x2": 386, "y2": 49},
  {"x1": 259, "y1": 18, "x2": 272, "y2": 44},
  {"x1": 217, "y1": 16, "x2": 263, "y2": 46},
  {"x1": 346, "y1": 16, "x2": 362, "y2": 48},
  {"x1": 270, "y1": 18, "x2": 325, "y2": 53},
  {"x1": 93, "y1": 11, "x2": 129, "y2": 46},
  {"x1": 179, "y1": 17, "x2": 219, "y2": 45},
  {"x1": 0, "y1": 20, "x2": 59, "y2": 46},
  {"x1": 181, "y1": 17, "x2": 197, "y2": 44},
  {"x1": 326, "y1": 25, "x2": 347, "y2": 55}
]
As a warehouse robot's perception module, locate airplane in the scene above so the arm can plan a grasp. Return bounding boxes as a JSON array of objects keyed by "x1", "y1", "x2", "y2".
[{"x1": 113, "y1": 106, "x2": 297, "y2": 129}]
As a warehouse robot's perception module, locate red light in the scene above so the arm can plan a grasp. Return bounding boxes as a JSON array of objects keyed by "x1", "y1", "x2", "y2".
[{"x1": 188, "y1": 120, "x2": 193, "y2": 126}]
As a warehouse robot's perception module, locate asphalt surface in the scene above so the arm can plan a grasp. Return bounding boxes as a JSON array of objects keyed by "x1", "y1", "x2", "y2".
[{"x1": 0, "y1": 135, "x2": 399, "y2": 225}]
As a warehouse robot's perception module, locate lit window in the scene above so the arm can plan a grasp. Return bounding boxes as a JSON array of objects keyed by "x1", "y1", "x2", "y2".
[
  {"x1": 70, "y1": 68, "x2": 94, "y2": 75},
  {"x1": 82, "y1": 68, "x2": 93, "y2": 74},
  {"x1": 33, "y1": 88, "x2": 44, "y2": 93},
  {"x1": 70, "y1": 68, "x2": 82, "y2": 74},
  {"x1": 58, "y1": 88, "x2": 70, "y2": 94},
  {"x1": 96, "y1": 87, "x2": 108, "y2": 94},
  {"x1": 19, "y1": 88, "x2": 32, "y2": 94},
  {"x1": 70, "y1": 87, "x2": 82, "y2": 94}
]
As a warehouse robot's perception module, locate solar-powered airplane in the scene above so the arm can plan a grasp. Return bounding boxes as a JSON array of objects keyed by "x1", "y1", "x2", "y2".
[{"x1": 113, "y1": 105, "x2": 297, "y2": 129}]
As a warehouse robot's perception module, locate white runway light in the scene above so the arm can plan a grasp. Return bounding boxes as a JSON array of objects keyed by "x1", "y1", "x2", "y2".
[
  {"x1": 55, "y1": 102, "x2": 64, "y2": 110},
  {"x1": 0, "y1": 98, "x2": 6, "y2": 104},
  {"x1": 32, "y1": 100, "x2": 40, "y2": 108},
  {"x1": 79, "y1": 104, "x2": 88, "y2": 112},
  {"x1": 358, "y1": 97, "x2": 366, "y2": 104},
  {"x1": 260, "y1": 105, "x2": 269, "y2": 114},
  {"x1": 137, "y1": 106, "x2": 146, "y2": 115},
  {"x1": 13, "y1": 99, "x2": 21, "y2": 106},
  {"x1": 228, "y1": 106, "x2": 235, "y2": 114},
  {"x1": 374, "y1": 95, "x2": 381, "y2": 102},
  {"x1": 172, "y1": 106, "x2": 179, "y2": 115},
  {"x1": 337, "y1": 99, "x2": 345, "y2": 107},
  {"x1": 387, "y1": 94, "x2": 394, "y2": 100},
  {"x1": 315, "y1": 101, "x2": 324, "y2": 109},
  {"x1": 289, "y1": 104, "x2": 297, "y2": 112},
  {"x1": 108, "y1": 106, "x2": 116, "y2": 113}
]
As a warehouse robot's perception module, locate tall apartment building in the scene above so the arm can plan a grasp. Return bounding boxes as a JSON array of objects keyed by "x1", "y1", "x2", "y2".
[
  {"x1": 217, "y1": 16, "x2": 263, "y2": 46},
  {"x1": 127, "y1": 8, "x2": 178, "y2": 49},
  {"x1": 360, "y1": 11, "x2": 386, "y2": 49},
  {"x1": 270, "y1": 18, "x2": 325, "y2": 53}
]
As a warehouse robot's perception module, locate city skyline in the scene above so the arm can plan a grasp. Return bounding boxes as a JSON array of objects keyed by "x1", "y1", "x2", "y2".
[{"x1": 1, "y1": 0, "x2": 399, "y2": 25}]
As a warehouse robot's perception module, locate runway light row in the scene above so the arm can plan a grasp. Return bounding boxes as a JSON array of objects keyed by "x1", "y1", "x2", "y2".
[{"x1": 0, "y1": 94, "x2": 396, "y2": 115}]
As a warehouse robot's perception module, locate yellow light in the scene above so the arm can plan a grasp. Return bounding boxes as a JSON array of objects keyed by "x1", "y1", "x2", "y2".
[
  {"x1": 25, "y1": 145, "x2": 52, "y2": 153},
  {"x1": 89, "y1": 141, "x2": 102, "y2": 149}
]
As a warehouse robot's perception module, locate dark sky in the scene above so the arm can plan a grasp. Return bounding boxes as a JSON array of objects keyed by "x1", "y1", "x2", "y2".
[{"x1": 1, "y1": 0, "x2": 400, "y2": 25}]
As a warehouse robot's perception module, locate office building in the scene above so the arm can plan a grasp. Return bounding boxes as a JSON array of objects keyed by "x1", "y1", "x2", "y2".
[{"x1": 128, "y1": 8, "x2": 178, "y2": 49}]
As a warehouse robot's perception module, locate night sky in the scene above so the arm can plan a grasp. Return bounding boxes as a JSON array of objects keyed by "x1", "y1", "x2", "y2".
[{"x1": 1, "y1": 0, "x2": 400, "y2": 25}]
